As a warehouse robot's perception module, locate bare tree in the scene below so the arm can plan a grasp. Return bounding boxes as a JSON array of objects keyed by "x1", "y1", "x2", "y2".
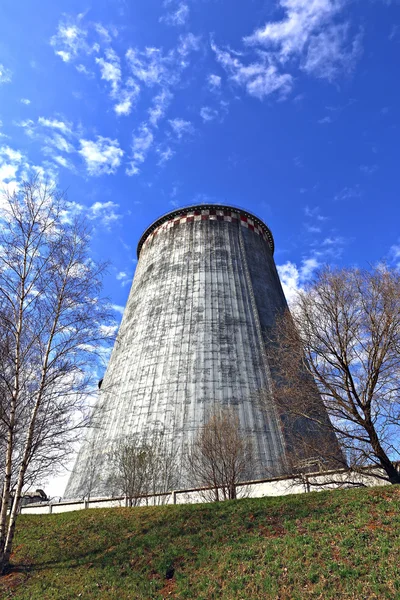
[
  {"x1": 109, "y1": 430, "x2": 178, "y2": 506},
  {"x1": 186, "y1": 407, "x2": 255, "y2": 501},
  {"x1": 267, "y1": 266, "x2": 400, "y2": 486},
  {"x1": 0, "y1": 178, "x2": 113, "y2": 573}
]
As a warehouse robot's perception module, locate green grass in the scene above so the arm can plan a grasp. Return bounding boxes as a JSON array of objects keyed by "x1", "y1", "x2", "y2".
[{"x1": 2, "y1": 485, "x2": 400, "y2": 599}]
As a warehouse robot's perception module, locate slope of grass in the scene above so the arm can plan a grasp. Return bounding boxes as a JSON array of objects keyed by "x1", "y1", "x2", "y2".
[{"x1": 2, "y1": 485, "x2": 400, "y2": 599}]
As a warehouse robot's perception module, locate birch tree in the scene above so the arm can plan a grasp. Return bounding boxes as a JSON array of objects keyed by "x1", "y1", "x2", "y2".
[{"x1": 0, "y1": 178, "x2": 113, "y2": 573}]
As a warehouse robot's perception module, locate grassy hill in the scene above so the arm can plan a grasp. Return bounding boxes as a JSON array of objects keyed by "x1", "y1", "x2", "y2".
[{"x1": 2, "y1": 485, "x2": 400, "y2": 599}]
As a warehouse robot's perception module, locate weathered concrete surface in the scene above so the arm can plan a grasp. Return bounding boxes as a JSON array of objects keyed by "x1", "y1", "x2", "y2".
[{"x1": 64, "y1": 206, "x2": 332, "y2": 499}]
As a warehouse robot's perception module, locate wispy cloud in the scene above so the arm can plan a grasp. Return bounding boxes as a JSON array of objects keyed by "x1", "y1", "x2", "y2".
[
  {"x1": 20, "y1": 98, "x2": 31, "y2": 105},
  {"x1": 53, "y1": 155, "x2": 75, "y2": 170},
  {"x1": 360, "y1": 164, "x2": 378, "y2": 175},
  {"x1": 50, "y1": 15, "x2": 91, "y2": 62},
  {"x1": 51, "y1": 14, "x2": 201, "y2": 172},
  {"x1": 89, "y1": 200, "x2": 121, "y2": 226},
  {"x1": 95, "y1": 48, "x2": 121, "y2": 96},
  {"x1": 38, "y1": 117, "x2": 73, "y2": 135},
  {"x1": 334, "y1": 184, "x2": 362, "y2": 202},
  {"x1": 305, "y1": 224, "x2": 321, "y2": 233},
  {"x1": 200, "y1": 106, "x2": 219, "y2": 122},
  {"x1": 148, "y1": 89, "x2": 173, "y2": 126},
  {"x1": 169, "y1": 118, "x2": 194, "y2": 140},
  {"x1": 116, "y1": 271, "x2": 132, "y2": 286},
  {"x1": 318, "y1": 115, "x2": 332, "y2": 124},
  {"x1": 200, "y1": 101, "x2": 229, "y2": 123},
  {"x1": 0, "y1": 64, "x2": 12, "y2": 84},
  {"x1": 79, "y1": 136, "x2": 124, "y2": 175},
  {"x1": 127, "y1": 124, "x2": 154, "y2": 175},
  {"x1": 213, "y1": 0, "x2": 363, "y2": 101},
  {"x1": 302, "y1": 23, "x2": 363, "y2": 81},
  {"x1": 244, "y1": 0, "x2": 362, "y2": 81},
  {"x1": 161, "y1": 1, "x2": 190, "y2": 27},
  {"x1": 211, "y1": 41, "x2": 293, "y2": 100},
  {"x1": 61, "y1": 199, "x2": 121, "y2": 229},
  {"x1": 304, "y1": 205, "x2": 328, "y2": 221},
  {"x1": 208, "y1": 74, "x2": 222, "y2": 91},
  {"x1": 157, "y1": 146, "x2": 175, "y2": 166}
]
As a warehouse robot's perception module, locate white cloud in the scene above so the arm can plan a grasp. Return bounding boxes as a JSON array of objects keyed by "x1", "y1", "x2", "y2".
[
  {"x1": 334, "y1": 185, "x2": 362, "y2": 202},
  {"x1": 211, "y1": 42, "x2": 293, "y2": 100},
  {"x1": 94, "y1": 23, "x2": 113, "y2": 43},
  {"x1": 318, "y1": 115, "x2": 332, "y2": 124},
  {"x1": 89, "y1": 201, "x2": 121, "y2": 226},
  {"x1": 95, "y1": 48, "x2": 121, "y2": 96},
  {"x1": 53, "y1": 155, "x2": 75, "y2": 170},
  {"x1": 157, "y1": 146, "x2": 175, "y2": 165},
  {"x1": 79, "y1": 136, "x2": 124, "y2": 176},
  {"x1": 20, "y1": 98, "x2": 31, "y2": 105},
  {"x1": 56, "y1": 51, "x2": 72, "y2": 62},
  {"x1": 114, "y1": 79, "x2": 141, "y2": 116},
  {"x1": 208, "y1": 74, "x2": 222, "y2": 91},
  {"x1": 0, "y1": 64, "x2": 12, "y2": 84},
  {"x1": 200, "y1": 106, "x2": 219, "y2": 122},
  {"x1": 177, "y1": 33, "x2": 201, "y2": 57},
  {"x1": 390, "y1": 241, "x2": 400, "y2": 268},
  {"x1": 161, "y1": 2, "x2": 190, "y2": 26},
  {"x1": 127, "y1": 125, "x2": 154, "y2": 175},
  {"x1": 38, "y1": 117, "x2": 72, "y2": 135},
  {"x1": 303, "y1": 23, "x2": 363, "y2": 81},
  {"x1": 169, "y1": 118, "x2": 194, "y2": 139},
  {"x1": 15, "y1": 119, "x2": 35, "y2": 136},
  {"x1": 148, "y1": 89, "x2": 173, "y2": 126},
  {"x1": 278, "y1": 257, "x2": 320, "y2": 305},
  {"x1": 51, "y1": 17, "x2": 89, "y2": 62},
  {"x1": 241, "y1": 0, "x2": 362, "y2": 85},
  {"x1": 112, "y1": 304, "x2": 125, "y2": 315},
  {"x1": 126, "y1": 46, "x2": 169, "y2": 87},
  {"x1": 61, "y1": 200, "x2": 121, "y2": 228},
  {"x1": 0, "y1": 145, "x2": 50, "y2": 197},
  {"x1": 48, "y1": 133, "x2": 75, "y2": 153},
  {"x1": 277, "y1": 262, "x2": 302, "y2": 305},
  {"x1": 245, "y1": 0, "x2": 342, "y2": 57},
  {"x1": 76, "y1": 64, "x2": 92, "y2": 76},
  {"x1": 300, "y1": 257, "x2": 319, "y2": 279},
  {"x1": 304, "y1": 205, "x2": 327, "y2": 221},
  {"x1": 157, "y1": 146, "x2": 175, "y2": 167},
  {"x1": 116, "y1": 271, "x2": 131, "y2": 286},
  {"x1": 305, "y1": 224, "x2": 321, "y2": 233}
]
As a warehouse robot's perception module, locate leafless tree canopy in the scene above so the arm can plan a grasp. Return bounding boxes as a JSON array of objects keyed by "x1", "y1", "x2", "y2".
[
  {"x1": 0, "y1": 179, "x2": 114, "y2": 573},
  {"x1": 108, "y1": 430, "x2": 178, "y2": 506},
  {"x1": 186, "y1": 407, "x2": 255, "y2": 501},
  {"x1": 267, "y1": 266, "x2": 400, "y2": 485}
]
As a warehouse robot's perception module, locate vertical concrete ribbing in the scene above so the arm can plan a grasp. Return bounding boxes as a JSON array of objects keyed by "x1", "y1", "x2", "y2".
[{"x1": 64, "y1": 206, "x2": 319, "y2": 498}]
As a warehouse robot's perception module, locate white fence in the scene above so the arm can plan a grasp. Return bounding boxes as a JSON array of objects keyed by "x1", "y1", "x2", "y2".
[{"x1": 20, "y1": 467, "x2": 387, "y2": 515}]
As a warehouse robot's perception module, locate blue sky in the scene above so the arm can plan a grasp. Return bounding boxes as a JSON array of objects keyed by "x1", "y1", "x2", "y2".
[
  {"x1": 1, "y1": 0, "x2": 399, "y2": 495},
  {"x1": 1, "y1": 0, "x2": 399, "y2": 310}
]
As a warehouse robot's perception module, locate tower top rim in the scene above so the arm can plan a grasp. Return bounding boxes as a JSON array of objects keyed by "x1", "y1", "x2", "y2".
[{"x1": 137, "y1": 204, "x2": 275, "y2": 257}]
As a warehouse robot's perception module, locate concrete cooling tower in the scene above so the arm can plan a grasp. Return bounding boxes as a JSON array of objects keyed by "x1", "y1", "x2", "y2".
[{"x1": 64, "y1": 205, "x2": 338, "y2": 499}]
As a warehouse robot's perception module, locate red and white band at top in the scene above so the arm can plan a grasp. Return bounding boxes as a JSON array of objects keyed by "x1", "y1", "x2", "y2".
[{"x1": 142, "y1": 208, "x2": 273, "y2": 252}]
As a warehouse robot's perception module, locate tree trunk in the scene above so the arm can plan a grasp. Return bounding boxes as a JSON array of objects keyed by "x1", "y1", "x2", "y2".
[{"x1": 366, "y1": 421, "x2": 400, "y2": 484}]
